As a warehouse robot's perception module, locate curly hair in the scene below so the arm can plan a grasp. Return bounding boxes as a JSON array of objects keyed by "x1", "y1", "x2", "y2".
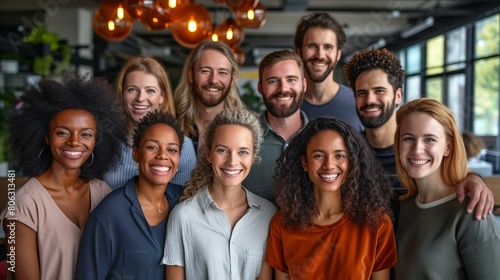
[
  {"x1": 132, "y1": 110, "x2": 184, "y2": 154},
  {"x1": 275, "y1": 117, "x2": 393, "y2": 230},
  {"x1": 294, "y1": 12, "x2": 346, "y2": 52},
  {"x1": 343, "y1": 48, "x2": 405, "y2": 93},
  {"x1": 8, "y1": 73, "x2": 126, "y2": 182},
  {"x1": 174, "y1": 40, "x2": 245, "y2": 137},
  {"x1": 180, "y1": 108, "x2": 263, "y2": 201},
  {"x1": 395, "y1": 98, "x2": 468, "y2": 200},
  {"x1": 115, "y1": 55, "x2": 175, "y2": 116}
]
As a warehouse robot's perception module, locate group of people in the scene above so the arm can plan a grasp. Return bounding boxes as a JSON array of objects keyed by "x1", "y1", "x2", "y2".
[{"x1": 2, "y1": 11, "x2": 500, "y2": 280}]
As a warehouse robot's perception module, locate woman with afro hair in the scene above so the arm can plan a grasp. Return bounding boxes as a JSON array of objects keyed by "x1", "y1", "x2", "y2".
[
  {"x1": 265, "y1": 117, "x2": 397, "y2": 279},
  {"x1": 1, "y1": 73, "x2": 125, "y2": 280}
]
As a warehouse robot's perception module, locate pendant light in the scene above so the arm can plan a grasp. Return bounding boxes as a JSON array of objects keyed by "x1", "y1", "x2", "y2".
[{"x1": 170, "y1": 1, "x2": 212, "y2": 48}]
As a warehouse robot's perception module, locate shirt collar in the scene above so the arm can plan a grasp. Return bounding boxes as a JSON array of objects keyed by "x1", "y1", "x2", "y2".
[
  {"x1": 259, "y1": 110, "x2": 309, "y2": 137},
  {"x1": 198, "y1": 186, "x2": 263, "y2": 213}
]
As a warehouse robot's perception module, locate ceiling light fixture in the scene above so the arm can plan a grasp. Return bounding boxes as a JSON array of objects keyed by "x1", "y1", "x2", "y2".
[{"x1": 401, "y1": 16, "x2": 435, "y2": 39}]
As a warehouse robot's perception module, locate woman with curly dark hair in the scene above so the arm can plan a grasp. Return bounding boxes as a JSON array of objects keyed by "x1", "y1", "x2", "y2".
[
  {"x1": 77, "y1": 110, "x2": 184, "y2": 279},
  {"x1": 265, "y1": 117, "x2": 396, "y2": 280},
  {"x1": 1, "y1": 73, "x2": 125, "y2": 280}
]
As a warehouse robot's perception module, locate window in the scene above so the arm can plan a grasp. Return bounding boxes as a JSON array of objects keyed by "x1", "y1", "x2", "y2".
[
  {"x1": 446, "y1": 27, "x2": 466, "y2": 71},
  {"x1": 475, "y1": 14, "x2": 499, "y2": 59},
  {"x1": 426, "y1": 77, "x2": 443, "y2": 101},
  {"x1": 406, "y1": 44, "x2": 421, "y2": 75},
  {"x1": 474, "y1": 57, "x2": 499, "y2": 136},
  {"x1": 426, "y1": 35, "x2": 444, "y2": 75},
  {"x1": 447, "y1": 74, "x2": 466, "y2": 131},
  {"x1": 473, "y1": 14, "x2": 499, "y2": 136},
  {"x1": 405, "y1": 76, "x2": 421, "y2": 102}
]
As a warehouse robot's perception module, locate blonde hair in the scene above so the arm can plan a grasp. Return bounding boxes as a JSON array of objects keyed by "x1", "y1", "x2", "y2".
[
  {"x1": 115, "y1": 55, "x2": 175, "y2": 115},
  {"x1": 174, "y1": 40, "x2": 244, "y2": 137},
  {"x1": 395, "y1": 98, "x2": 468, "y2": 200},
  {"x1": 180, "y1": 108, "x2": 263, "y2": 201}
]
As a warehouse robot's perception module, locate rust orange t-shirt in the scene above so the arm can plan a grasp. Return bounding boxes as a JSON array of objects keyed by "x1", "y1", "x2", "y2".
[{"x1": 265, "y1": 212, "x2": 397, "y2": 279}]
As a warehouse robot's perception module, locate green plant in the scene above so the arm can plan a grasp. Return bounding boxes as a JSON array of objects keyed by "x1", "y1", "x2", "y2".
[
  {"x1": 23, "y1": 23, "x2": 60, "y2": 51},
  {"x1": 22, "y1": 23, "x2": 71, "y2": 77},
  {"x1": 240, "y1": 81, "x2": 265, "y2": 113}
]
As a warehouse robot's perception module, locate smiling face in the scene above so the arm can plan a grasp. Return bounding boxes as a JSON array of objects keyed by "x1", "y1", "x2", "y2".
[
  {"x1": 258, "y1": 60, "x2": 306, "y2": 118},
  {"x1": 206, "y1": 124, "x2": 254, "y2": 189},
  {"x1": 354, "y1": 69, "x2": 402, "y2": 129},
  {"x1": 399, "y1": 112, "x2": 451, "y2": 181},
  {"x1": 299, "y1": 27, "x2": 341, "y2": 83},
  {"x1": 123, "y1": 71, "x2": 165, "y2": 124},
  {"x1": 47, "y1": 109, "x2": 96, "y2": 172},
  {"x1": 133, "y1": 123, "x2": 180, "y2": 188},
  {"x1": 302, "y1": 129, "x2": 348, "y2": 194},
  {"x1": 189, "y1": 50, "x2": 235, "y2": 108}
]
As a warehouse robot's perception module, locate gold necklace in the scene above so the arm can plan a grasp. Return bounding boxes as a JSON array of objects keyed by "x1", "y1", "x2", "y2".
[
  {"x1": 153, "y1": 197, "x2": 164, "y2": 215},
  {"x1": 141, "y1": 196, "x2": 164, "y2": 215}
]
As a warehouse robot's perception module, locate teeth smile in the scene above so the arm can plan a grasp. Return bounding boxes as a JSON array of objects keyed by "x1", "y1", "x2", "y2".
[
  {"x1": 365, "y1": 107, "x2": 379, "y2": 112},
  {"x1": 276, "y1": 97, "x2": 290, "y2": 101},
  {"x1": 312, "y1": 62, "x2": 326, "y2": 67},
  {"x1": 64, "y1": 151, "x2": 82, "y2": 156},
  {"x1": 410, "y1": 160, "x2": 428, "y2": 165},
  {"x1": 133, "y1": 105, "x2": 148, "y2": 109},
  {"x1": 320, "y1": 174, "x2": 338, "y2": 180},
  {"x1": 206, "y1": 88, "x2": 219, "y2": 92},
  {"x1": 151, "y1": 166, "x2": 171, "y2": 172},
  {"x1": 223, "y1": 169, "x2": 241, "y2": 175}
]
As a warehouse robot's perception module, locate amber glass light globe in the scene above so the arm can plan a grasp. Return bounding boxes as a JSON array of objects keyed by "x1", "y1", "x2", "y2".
[
  {"x1": 236, "y1": 0, "x2": 266, "y2": 29},
  {"x1": 125, "y1": 0, "x2": 145, "y2": 20},
  {"x1": 214, "y1": 18, "x2": 244, "y2": 48},
  {"x1": 99, "y1": 0, "x2": 132, "y2": 21},
  {"x1": 142, "y1": 0, "x2": 174, "y2": 30},
  {"x1": 168, "y1": 0, "x2": 190, "y2": 22},
  {"x1": 170, "y1": 2, "x2": 212, "y2": 48},
  {"x1": 225, "y1": 0, "x2": 244, "y2": 10},
  {"x1": 93, "y1": 11, "x2": 133, "y2": 42}
]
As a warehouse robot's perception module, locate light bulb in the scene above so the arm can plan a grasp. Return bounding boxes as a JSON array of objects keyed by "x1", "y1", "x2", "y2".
[
  {"x1": 117, "y1": 6, "x2": 124, "y2": 20},
  {"x1": 226, "y1": 28, "x2": 233, "y2": 40},
  {"x1": 247, "y1": 9, "x2": 254, "y2": 20},
  {"x1": 108, "y1": 20, "x2": 115, "y2": 31},
  {"x1": 212, "y1": 33, "x2": 218, "y2": 41},
  {"x1": 168, "y1": 0, "x2": 177, "y2": 8},
  {"x1": 188, "y1": 18, "x2": 197, "y2": 32}
]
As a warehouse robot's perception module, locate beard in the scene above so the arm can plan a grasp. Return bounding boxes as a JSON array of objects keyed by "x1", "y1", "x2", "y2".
[
  {"x1": 264, "y1": 90, "x2": 304, "y2": 118},
  {"x1": 304, "y1": 58, "x2": 337, "y2": 83},
  {"x1": 357, "y1": 97, "x2": 396, "y2": 129},
  {"x1": 193, "y1": 76, "x2": 232, "y2": 107}
]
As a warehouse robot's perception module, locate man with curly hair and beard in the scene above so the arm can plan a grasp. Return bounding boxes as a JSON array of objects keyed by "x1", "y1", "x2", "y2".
[
  {"x1": 294, "y1": 12, "x2": 363, "y2": 131},
  {"x1": 343, "y1": 48, "x2": 494, "y2": 224}
]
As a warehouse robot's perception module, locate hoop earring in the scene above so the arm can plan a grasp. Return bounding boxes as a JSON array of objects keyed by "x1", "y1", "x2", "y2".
[
  {"x1": 38, "y1": 146, "x2": 48, "y2": 161},
  {"x1": 134, "y1": 162, "x2": 139, "y2": 170},
  {"x1": 87, "y1": 152, "x2": 94, "y2": 167}
]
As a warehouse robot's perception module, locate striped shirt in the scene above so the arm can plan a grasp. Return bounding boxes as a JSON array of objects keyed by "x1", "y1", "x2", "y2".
[{"x1": 103, "y1": 137, "x2": 196, "y2": 189}]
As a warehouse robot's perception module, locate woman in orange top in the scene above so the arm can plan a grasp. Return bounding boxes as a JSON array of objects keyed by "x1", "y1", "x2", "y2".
[{"x1": 265, "y1": 117, "x2": 397, "y2": 280}]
